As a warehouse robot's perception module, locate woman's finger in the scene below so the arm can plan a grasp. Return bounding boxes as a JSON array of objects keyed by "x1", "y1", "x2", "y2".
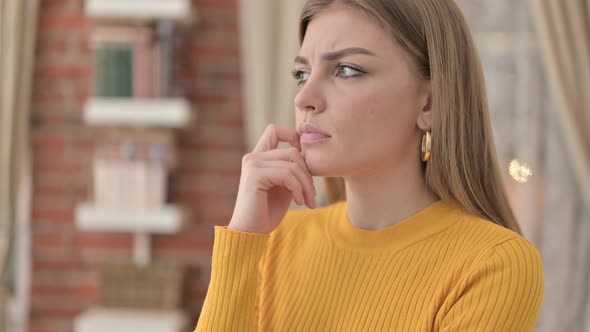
[
  {"x1": 253, "y1": 124, "x2": 301, "y2": 153},
  {"x1": 257, "y1": 161, "x2": 306, "y2": 205},
  {"x1": 258, "y1": 160, "x2": 317, "y2": 209},
  {"x1": 251, "y1": 147, "x2": 315, "y2": 194}
]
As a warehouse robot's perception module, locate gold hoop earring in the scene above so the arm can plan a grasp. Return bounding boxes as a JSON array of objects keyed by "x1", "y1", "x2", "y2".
[{"x1": 421, "y1": 130, "x2": 431, "y2": 162}]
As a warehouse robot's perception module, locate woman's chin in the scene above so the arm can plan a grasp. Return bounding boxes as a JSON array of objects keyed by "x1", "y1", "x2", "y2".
[
  {"x1": 303, "y1": 158, "x2": 322, "y2": 176},
  {"x1": 303, "y1": 158, "x2": 337, "y2": 177}
]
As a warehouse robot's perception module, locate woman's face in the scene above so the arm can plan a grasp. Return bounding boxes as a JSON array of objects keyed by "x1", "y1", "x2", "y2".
[{"x1": 294, "y1": 4, "x2": 431, "y2": 177}]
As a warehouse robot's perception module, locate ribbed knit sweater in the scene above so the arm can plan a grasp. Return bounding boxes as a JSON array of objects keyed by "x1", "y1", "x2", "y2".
[{"x1": 195, "y1": 200, "x2": 544, "y2": 331}]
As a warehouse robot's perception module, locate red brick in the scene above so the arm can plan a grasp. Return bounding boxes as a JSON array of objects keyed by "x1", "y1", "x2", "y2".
[
  {"x1": 33, "y1": 256, "x2": 97, "y2": 272},
  {"x1": 78, "y1": 36, "x2": 92, "y2": 54},
  {"x1": 193, "y1": 0, "x2": 237, "y2": 9},
  {"x1": 188, "y1": 98, "x2": 242, "y2": 118},
  {"x1": 32, "y1": 207, "x2": 74, "y2": 223},
  {"x1": 187, "y1": 287, "x2": 208, "y2": 299},
  {"x1": 192, "y1": 80, "x2": 240, "y2": 100},
  {"x1": 191, "y1": 29, "x2": 239, "y2": 49},
  {"x1": 33, "y1": 161, "x2": 88, "y2": 177},
  {"x1": 172, "y1": 171, "x2": 239, "y2": 189},
  {"x1": 32, "y1": 78, "x2": 69, "y2": 100},
  {"x1": 35, "y1": 65, "x2": 90, "y2": 80},
  {"x1": 179, "y1": 141, "x2": 244, "y2": 151},
  {"x1": 153, "y1": 233, "x2": 214, "y2": 251},
  {"x1": 74, "y1": 86, "x2": 91, "y2": 103},
  {"x1": 29, "y1": 323, "x2": 66, "y2": 332},
  {"x1": 38, "y1": 15, "x2": 87, "y2": 30},
  {"x1": 33, "y1": 183, "x2": 68, "y2": 197},
  {"x1": 218, "y1": 23, "x2": 238, "y2": 33},
  {"x1": 31, "y1": 113, "x2": 69, "y2": 126},
  {"x1": 213, "y1": 118, "x2": 242, "y2": 128},
  {"x1": 31, "y1": 282, "x2": 99, "y2": 301},
  {"x1": 40, "y1": 0, "x2": 76, "y2": 15},
  {"x1": 32, "y1": 135, "x2": 68, "y2": 152},
  {"x1": 183, "y1": 130, "x2": 245, "y2": 156},
  {"x1": 33, "y1": 172, "x2": 89, "y2": 195},
  {"x1": 172, "y1": 189, "x2": 235, "y2": 202},
  {"x1": 190, "y1": 46, "x2": 239, "y2": 57},
  {"x1": 71, "y1": 233, "x2": 133, "y2": 250},
  {"x1": 30, "y1": 303, "x2": 81, "y2": 320},
  {"x1": 175, "y1": 164, "x2": 241, "y2": 177},
  {"x1": 192, "y1": 55, "x2": 240, "y2": 76},
  {"x1": 32, "y1": 88, "x2": 65, "y2": 103},
  {"x1": 36, "y1": 34, "x2": 68, "y2": 54},
  {"x1": 33, "y1": 232, "x2": 65, "y2": 249}
]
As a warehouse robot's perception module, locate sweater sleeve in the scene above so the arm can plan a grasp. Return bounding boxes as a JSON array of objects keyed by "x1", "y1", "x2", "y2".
[
  {"x1": 437, "y1": 237, "x2": 544, "y2": 332},
  {"x1": 194, "y1": 226, "x2": 270, "y2": 332}
]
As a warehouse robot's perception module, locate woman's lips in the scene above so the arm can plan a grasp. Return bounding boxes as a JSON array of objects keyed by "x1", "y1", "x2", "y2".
[{"x1": 300, "y1": 132, "x2": 330, "y2": 144}]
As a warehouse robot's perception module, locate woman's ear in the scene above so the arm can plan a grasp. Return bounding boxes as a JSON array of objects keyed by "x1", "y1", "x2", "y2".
[{"x1": 417, "y1": 87, "x2": 433, "y2": 131}]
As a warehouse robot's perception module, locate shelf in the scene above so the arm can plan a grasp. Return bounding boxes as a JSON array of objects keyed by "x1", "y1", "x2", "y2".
[
  {"x1": 83, "y1": 98, "x2": 192, "y2": 128},
  {"x1": 75, "y1": 203, "x2": 183, "y2": 234},
  {"x1": 74, "y1": 307, "x2": 188, "y2": 332},
  {"x1": 85, "y1": 0, "x2": 192, "y2": 22}
]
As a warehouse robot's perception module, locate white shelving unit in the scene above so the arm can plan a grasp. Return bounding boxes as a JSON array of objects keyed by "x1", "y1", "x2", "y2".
[
  {"x1": 77, "y1": 94, "x2": 189, "y2": 266},
  {"x1": 75, "y1": 307, "x2": 188, "y2": 332},
  {"x1": 84, "y1": 98, "x2": 192, "y2": 128},
  {"x1": 75, "y1": 203, "x2": 184, "y2": 267},
  {"x1": 77, "y1": 3, "x2": 196, "y2": 330},
  {"x1": 76, "y1": 203, "x2": 183, "y2": 233},
  {"x1": 85, "y1": 0, "x2": 194, "y2": 22}
]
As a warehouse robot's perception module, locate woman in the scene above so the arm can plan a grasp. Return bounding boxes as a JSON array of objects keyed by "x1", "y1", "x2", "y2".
[{"x1": 195, "y1": 0, "x2": 544, "y2": 331}]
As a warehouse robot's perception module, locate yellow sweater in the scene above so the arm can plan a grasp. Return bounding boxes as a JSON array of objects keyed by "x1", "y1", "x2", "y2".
[{"x1": 195, "y1": 200, "x2": 544, "y2": 331}]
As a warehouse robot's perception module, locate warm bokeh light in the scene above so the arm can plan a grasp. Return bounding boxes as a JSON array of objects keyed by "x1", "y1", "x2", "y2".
[{"x1": 509, "y1": 159, "x2": 533, "y2": 184}]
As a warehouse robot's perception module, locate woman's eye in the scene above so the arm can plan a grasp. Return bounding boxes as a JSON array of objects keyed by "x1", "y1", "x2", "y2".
[
  {"x1": 336, "y1": 64, "x2": 365, "y2": 79},
  {"x1": 291, "y1": 70, "x2": 310, "y2": 86},
  {"x1": 291, "y1": 65, "x2": 365, "y2": 85}
]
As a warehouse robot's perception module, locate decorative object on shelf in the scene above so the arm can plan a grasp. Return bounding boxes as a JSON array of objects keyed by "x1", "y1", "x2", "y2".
[
  {"x1": 100, "y1": 262, "x2": 185, "y2": 310},
  {"x1": 89, "y1": 21, "x2": 183, "y2": 99},
  {"x1": 91, "y1": 130, "x2": 177, "y2": 210}
]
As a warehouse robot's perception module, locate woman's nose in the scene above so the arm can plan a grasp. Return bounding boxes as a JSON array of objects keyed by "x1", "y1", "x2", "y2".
[{"x1": 294, "y1": 78, "x2": 326, "y2": 114}]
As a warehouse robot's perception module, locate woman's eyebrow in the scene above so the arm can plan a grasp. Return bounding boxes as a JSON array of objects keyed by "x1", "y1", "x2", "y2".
[{"x1": 294, "y1": 47, "x2": 376, "y2": 65}]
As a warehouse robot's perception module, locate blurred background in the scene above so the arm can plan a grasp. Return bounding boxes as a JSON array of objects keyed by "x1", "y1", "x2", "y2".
[{"x1": 0, "y1": 0, "x2": 588, "y2": 331}]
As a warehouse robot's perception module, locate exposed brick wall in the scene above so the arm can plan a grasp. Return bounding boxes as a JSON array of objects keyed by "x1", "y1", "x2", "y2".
[{"x1": 30, "y1": 0, "x2": 243, "y2": 331}]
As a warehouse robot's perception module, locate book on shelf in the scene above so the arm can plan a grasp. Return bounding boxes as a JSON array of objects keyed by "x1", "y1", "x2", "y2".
[
  {"x1": 95, "y1": 45, "x2": 133, "y2": 97},
  {"x1": 90, "y1": 23, "x2": 178, "y2": 99},
  {"x1": 93, "y1": 135, "x2": 174, "y2": 210}
]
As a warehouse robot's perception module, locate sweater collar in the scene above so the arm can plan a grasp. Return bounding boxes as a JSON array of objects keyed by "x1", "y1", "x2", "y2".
[{"x1": 328, "y1": 199, "x2": 464, "y2": 253}]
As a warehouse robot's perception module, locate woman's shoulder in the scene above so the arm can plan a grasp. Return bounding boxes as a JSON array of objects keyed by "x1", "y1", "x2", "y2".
[
  {"x1": 435, "y1": 214, "x2": 544, "y2": 330},
  {"x1": 446, "y1": 210, "x2": 543, "y2": 271}
]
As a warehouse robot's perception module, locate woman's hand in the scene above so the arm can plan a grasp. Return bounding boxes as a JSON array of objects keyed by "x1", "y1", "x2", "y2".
[{"x1": 227, "y1": 124, "x2": 317, "y2": 234}]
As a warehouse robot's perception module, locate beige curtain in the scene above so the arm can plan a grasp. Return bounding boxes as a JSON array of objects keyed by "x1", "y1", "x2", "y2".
[
  {"x1": 529, "y1": 1, "x2": 590, "y2": 331},
  {"x1": 0, "y1": 0, "x2": 38, "y2": 331},
  {"x1": 238, "y1": 0, "x2": 329, "y2": 205},
  {"x1": 529, "y1": 0, "x2": 590, "y2": 206},
  {"x1": 238, "y1": 0, "x2": 304, "y2": 151}
]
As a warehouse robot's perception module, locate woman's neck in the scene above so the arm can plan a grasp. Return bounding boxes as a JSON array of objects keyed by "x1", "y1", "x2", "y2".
[{"x1": 343, "y1": 159, "x2": 438, "y2": 231}]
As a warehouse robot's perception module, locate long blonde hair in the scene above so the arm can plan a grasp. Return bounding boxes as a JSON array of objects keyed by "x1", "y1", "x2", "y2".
[{"x1": 300, "y1": 0, "x2": 522, "y2": 235}]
